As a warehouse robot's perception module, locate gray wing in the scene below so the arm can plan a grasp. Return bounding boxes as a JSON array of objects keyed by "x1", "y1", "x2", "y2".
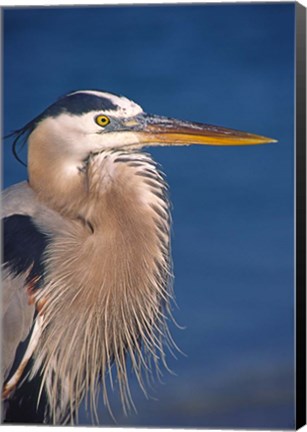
[
  {"x1": 2, "y1": 183, "x2": 47, "y2": 380},
  {"x1": 1, "y1": 182, "x2": 62, "y2": 381},
  {"x1": 2, "y1": 270, "x2": 35, "y2": 381},
  {"x1": 2, "y1": 182, "x2": 73, "y2": 423}
]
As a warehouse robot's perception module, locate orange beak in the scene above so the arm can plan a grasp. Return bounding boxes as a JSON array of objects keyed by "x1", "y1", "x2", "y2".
[{"x1": 126, "y1": 113, "x2": 276, "y2": 147}]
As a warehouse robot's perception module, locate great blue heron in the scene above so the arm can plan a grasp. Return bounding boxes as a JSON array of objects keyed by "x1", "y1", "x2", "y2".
[{"x1": 1, "y1": 90, "x2": 275, "y2": 424}]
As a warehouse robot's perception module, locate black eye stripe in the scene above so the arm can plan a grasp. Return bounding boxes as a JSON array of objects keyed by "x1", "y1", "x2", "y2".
[{"x1": 42, "y1": 94, "x2": 118, "y2": 119}]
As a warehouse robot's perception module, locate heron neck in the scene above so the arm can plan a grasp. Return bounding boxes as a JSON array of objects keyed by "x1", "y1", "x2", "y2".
[
  {"x1": 28, "y1": 132, "x2": 87, "y2": 217},
  {"x1": 33, "y1": 150, "x2": 174, "y2": 419}
]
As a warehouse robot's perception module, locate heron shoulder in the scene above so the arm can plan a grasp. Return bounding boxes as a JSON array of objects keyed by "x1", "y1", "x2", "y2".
[
  {"x1": 2, "y1": 182, "x2": 37, "y2": 218},
  {"x1": 2, "y1": 181, "x2": 69, "y2": 235},
  {"x1": 2, "y1": 181, "x2": 66, "y2": 287},
  {"x1": 3, "y1": 214, "x2": 50, "y2": 281}
]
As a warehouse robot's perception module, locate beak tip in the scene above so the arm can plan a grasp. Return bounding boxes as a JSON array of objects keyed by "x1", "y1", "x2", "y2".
[
  {"x1": 248, "y1": 134, "x2": 278, "y2": 145},
  {"x1": 262, "y1": 138, "x2": 278, "y2": 144}
]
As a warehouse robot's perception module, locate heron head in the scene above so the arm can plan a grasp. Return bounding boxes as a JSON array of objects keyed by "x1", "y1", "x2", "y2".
[{"x1": 23, "y1": 89, "x2": 275, "y2": 166}]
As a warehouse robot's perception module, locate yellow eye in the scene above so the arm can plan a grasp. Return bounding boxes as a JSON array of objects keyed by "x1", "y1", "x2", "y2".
[{"x1": 95, "y1": 115, "x2": 110, "y2": 127}]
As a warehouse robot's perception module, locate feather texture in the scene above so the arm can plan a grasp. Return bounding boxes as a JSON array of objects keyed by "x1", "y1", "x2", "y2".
[{"x1": 29, "y1": 150, "x2": 175, "y2": 423}]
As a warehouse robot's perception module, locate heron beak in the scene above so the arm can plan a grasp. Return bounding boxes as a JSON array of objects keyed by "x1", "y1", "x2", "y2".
[{"x1": 129, "y1": 114, "x2": 276, "y2": 146}]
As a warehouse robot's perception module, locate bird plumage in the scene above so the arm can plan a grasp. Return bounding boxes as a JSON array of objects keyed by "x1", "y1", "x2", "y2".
[
  {"x1": 30, "y1": 149, "x2": 173, "y2": 423},
  {"x1": 2, "y1": 90, "x2": 275, "y2": 424},
  {"x1": 2, "y1": 155, "x2": 173, "y2": 424}
]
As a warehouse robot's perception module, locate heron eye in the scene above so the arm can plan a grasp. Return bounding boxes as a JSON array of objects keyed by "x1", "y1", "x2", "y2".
[{"x1": 95, "y1": 115, "x2": 110, "y2": 127}]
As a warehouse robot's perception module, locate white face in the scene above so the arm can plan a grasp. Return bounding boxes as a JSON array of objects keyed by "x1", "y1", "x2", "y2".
[{"x1": 30, "y1": 91, "x2": 146, "y2": 161}]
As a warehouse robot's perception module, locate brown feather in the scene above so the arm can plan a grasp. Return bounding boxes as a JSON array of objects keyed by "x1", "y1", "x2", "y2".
[{"x1": 31, "y1": 150, "x2": 175, "y2": 423}]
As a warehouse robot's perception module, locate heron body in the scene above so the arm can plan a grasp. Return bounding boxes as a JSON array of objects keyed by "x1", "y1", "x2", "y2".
[{"x1": 1, "y1": 90, "x2": 274, "y2": 424}]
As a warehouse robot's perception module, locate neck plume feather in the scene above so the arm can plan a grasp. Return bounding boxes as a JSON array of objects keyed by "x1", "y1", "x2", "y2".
[{"x1": 31, "y1": 150, "x2": 176, "y2": 423}]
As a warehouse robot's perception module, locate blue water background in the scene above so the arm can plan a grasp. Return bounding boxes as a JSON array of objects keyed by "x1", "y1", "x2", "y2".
[{"x1": 3, "y1": 3, "x2": 295, "y2": 429}]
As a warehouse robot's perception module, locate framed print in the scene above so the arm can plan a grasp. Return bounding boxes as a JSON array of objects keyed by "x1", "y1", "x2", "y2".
[{"x1": 1, "y1": 2, "x2": 306, "y2": 429}]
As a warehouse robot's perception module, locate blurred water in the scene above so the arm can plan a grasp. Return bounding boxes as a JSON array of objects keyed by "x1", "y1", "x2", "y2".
[{"x1": 3, "y1": 3, "x2": 295, "y2": 429}]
